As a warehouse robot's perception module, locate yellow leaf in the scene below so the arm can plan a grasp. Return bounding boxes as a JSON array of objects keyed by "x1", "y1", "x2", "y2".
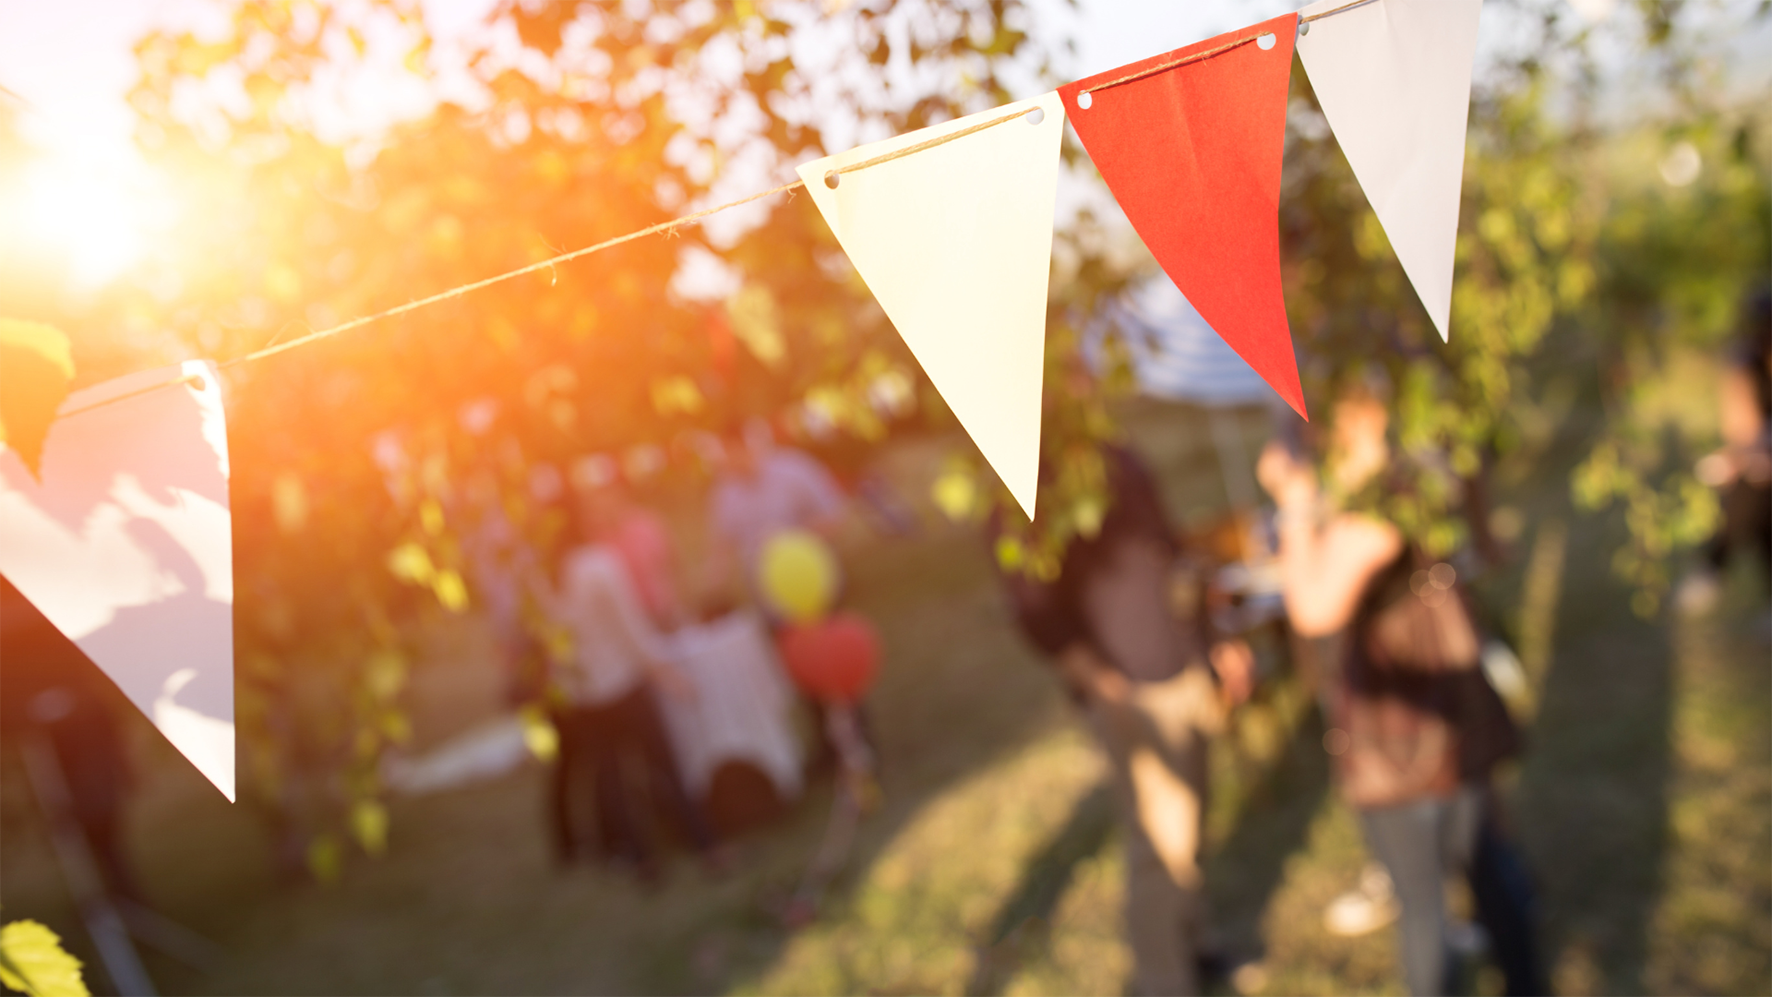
[
  {"x1": 351, "y1": 800, "x2": 389, "y2": 856},
  {"x1": 930, "y1": 469, "x2": 977, "y2": 521},
  {"x1": 365, "y1": 650, "x2": 405, "y2": 700},
  {"x1": 432, "y1": 569, "x2": 469, "y2": 612},
  {"x1": 995, "y1": 536, "x2": 1025, "y2": 571},
  {"x1": 1072, "y1": 497, "x2": 1105, "y2": 539},
  {"x1": 418, "y1": 498, "x2": 445, "y2": 537},
  {"x1": 519, "y1": 705, "x2": 559, "y2": 762},
  {"x1": 0, "y1": 319, "x2": 75, "y2": 479},
  {"x1": 726, "y1": 285, "x2": 785, "y2": 368},
  {"x1": 404, "y1": 39, "x2": 430, "y2": 75},
  {"x1": 387, "y1": 543, "x2": 435, "y2": 584},
  {"x1": 650, "y1": 376, "x2": 704, "y2": 416},
  {"x1": 0, "y1": 919, "x2": 88, "y2": 997},
  {"x1": 379, "y1": 710, "x2": 413, "y2": 746}
]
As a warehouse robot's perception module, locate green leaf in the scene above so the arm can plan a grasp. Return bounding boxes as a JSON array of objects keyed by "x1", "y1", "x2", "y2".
[
  {"x1": 0, "y1": 919, "x2": 89, "y2": 997},
  {"x1": 0, "y1": 320, "x2": 75, "y2": 480}
]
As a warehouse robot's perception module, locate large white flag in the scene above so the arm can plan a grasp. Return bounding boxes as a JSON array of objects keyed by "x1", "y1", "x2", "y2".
[
  {"x1": 0, "y1": 361, "x2": 236, "y2": 800},
  {"x1": 796, "y1": 92, "x2": 1065, "y2": 518},
  {"x1": 1297, "y1": 0, "x2": 1483, "y2": 340}
]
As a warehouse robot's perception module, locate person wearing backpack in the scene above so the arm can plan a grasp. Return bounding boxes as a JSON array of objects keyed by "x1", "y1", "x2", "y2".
[
  {"x1": 1257, "y1": 381, "x2": 1548, "y2": 997},
  {"x1": 993, "y1": 443, "x2": 1255, "y2": 996}
]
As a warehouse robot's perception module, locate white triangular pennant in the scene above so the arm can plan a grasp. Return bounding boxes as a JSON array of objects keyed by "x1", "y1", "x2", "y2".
[
  {"x1": 1298, "y1": 0, "x2": 1482, "y2": 340},
  {"x1": 0, "y1": 361, "x2": 237, "y2": 800},
  {"x1": 797, "y1": 92, "x2": 1064, "y2": 518}
]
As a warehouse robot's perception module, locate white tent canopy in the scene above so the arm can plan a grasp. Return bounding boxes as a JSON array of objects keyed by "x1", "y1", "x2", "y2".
[{"x1": 1099, "y1": 276, "x2": 1275, "y2": 408}]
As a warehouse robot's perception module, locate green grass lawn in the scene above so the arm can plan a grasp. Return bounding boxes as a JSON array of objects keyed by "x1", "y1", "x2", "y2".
[{"x1": 3, "y1": 401, "x2": 1767, "y2": 995}]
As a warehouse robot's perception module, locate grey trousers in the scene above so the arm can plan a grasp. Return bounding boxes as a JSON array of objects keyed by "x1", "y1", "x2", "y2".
[
  {"x1": 1361, "y1": 786, "x2": 1550, "y2": 997},
  {"x1": 1359, "y1": 788, "x2": 1482, "y2": 996}
]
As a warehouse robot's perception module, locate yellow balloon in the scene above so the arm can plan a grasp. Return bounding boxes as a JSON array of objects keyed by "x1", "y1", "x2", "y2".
[{"x1": 758, "y1": 529, "x2": 838, "y2": 623}]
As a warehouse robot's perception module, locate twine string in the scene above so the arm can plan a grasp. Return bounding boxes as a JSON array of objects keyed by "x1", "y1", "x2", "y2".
[
  {"x1": 230, "y1": 105, "x2": 1031, "y2": 371},
  {"x1": 1080, "y1": 0, "x2": 1383, "y2": 99},
  {"x1": 222, "y1": 175, "x2": 807, "y2": 370},
  {"x1": 1301, "y1": 0, "x2": 1382, "y2": 25},
  {"x1": 823, "y1": 105, "x2": 1031, "y2": 181},
  {"x1": 55, "y1": 103, "x2": 1043, "y2": 420},
  {"x1": 1080, "y1": 33, "x2": 1265, "y2": 97},
  {"x1": 54, "y1": 374, "x2": 208, "y2": 420}
]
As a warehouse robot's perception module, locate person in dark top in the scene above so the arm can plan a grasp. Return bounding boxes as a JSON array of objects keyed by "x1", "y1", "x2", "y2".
[
  {"x1": 1682, "y1": 287, "x2": 1772, "y2": 613},
  {"x1": 995, "y1": 444, "x2": 1251, "y2": 997},
  {"x1": 1258, "y1": 383, "x2": 1547, "y2": 997}
]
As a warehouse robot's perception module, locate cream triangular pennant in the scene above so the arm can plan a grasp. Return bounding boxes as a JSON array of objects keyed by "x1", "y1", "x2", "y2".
[
  {"x1": 796, "y1": 92, "x2": 1064, "y2": 518},
  {"x1": 1297, "y1": 0, "x2": 1483, "y2": 340},
  {"x1": 0, "y1": 361, "x2": 237, "y2": 800}
]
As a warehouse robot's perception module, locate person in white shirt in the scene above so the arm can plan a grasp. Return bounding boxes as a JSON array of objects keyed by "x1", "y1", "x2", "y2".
[{"x1": 537, "y1": 484, "x2": 719, "y2": 880}]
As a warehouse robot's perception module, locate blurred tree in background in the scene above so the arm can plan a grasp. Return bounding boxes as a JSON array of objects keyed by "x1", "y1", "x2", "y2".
[
  {"x1": 0, "y1": 0, "x2": 1762, "y2": 878},
  {"x1": 109, "y1": 0, "x2": 1076, "y2": 878},
  {"x1": 1278, "y1": 0, "x2": 1767, "y2": 617}
]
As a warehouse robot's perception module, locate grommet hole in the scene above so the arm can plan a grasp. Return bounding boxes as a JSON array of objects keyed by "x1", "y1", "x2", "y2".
[
  {"x1": 1024, "y1": 107, "x2": 1044, "y2": 126},
  {"x1": 1077, "y1": 91, "x2": 1093, "y2": 110},
  {"x1": 1257, "y1": 32, "x2": 1276, "y2": 50},
  {"x1": 824, "y1": 170, "x2": 840, "y2": 189}
]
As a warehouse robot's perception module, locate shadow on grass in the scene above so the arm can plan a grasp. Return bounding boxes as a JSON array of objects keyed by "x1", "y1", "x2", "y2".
[
  {"x1": 964, "y1": 780, "x2": 1117, "y2": 996},
  {"x1": 1201, "y1": 704, "x2": 1333, "y2": 968},
  {"x1": 960, "y1": 694, "x2": 1334, "y2": 997},
  {"x1": 1514, "y1": 513, "x2": 1675, "y2": 995}
]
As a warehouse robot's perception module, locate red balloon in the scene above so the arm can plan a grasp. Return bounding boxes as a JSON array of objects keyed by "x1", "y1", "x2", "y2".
[{"x1": 778, "y1": 612, "x2": 880, "y2": 704}]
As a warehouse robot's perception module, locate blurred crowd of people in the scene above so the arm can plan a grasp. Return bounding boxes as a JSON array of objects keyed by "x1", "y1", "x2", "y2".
[
  {"x1": 992, "y1": 380, "x2": 1547, "y2": 996},
  {"x1": 982, "y1": 287, "x2": 1770, "y2": 997},
  {"x1": 8, "y1": 288, "x2": 1768, "y2": 997},
  {"x1": 500, "y1": 418, "x2": 870, "y2": 886}
]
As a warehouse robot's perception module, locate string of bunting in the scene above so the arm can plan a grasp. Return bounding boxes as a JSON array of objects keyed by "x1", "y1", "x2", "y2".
[
  {"x1": 56, "y1": 0, "x2": 1406, "y2": 424},
  {"x1": 59, "y1": 107, "x2": 1040, "y2": 420},
  {"x1": 1, "y1": 0, "x2": 1485, "y2": 800}
]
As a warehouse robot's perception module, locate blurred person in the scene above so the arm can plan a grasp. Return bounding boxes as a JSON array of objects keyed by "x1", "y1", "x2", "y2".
[
  {"x1": 533, "y1": 480, "x2": 722, "y2": 881},
  {"x1": 705, "y1": 417, "x2": 848, "y2": 606},
  {"x1": 592, "y1": 463, "x2": 690, "y2": 630},
  {"x1": 1256, "y1": 381, "x2": 1547, "y2": 997},
  {"x1": 994, "y1": 443, "x2": 1254, "y2": 997},
  {"x1": 1680, "y1": 287, "x2": 1772, "y2": 614},
  {"x1": 706, "y1": 418, "x2": 867, "y2": 773}
]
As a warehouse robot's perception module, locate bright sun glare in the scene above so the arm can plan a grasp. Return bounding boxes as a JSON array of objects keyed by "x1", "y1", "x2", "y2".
[{"x1": 4, "y1": 140, "x2": 173, "y2": 289}]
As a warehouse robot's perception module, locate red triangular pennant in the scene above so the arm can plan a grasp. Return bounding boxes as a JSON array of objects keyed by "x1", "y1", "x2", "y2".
[{"x1": 1060, "y1": 13, "x2": 1306, "y2": 418}]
